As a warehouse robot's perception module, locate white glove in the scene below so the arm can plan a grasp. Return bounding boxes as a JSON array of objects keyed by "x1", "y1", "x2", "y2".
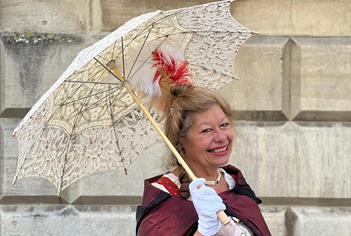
[{"x1": 189, "y1": 178, "x2": 226, "y2": 236}]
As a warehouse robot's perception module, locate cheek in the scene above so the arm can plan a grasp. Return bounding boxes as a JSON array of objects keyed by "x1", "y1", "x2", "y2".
[
  {"x1": 182, "y1": 138, "x2": 196, "y2": 154},
  {"x1": 227, "y1": 129, "x2": 234, "y2": 142},
  {"x1": 183, "y1": 137, "x2": 210, "y2": 154}
]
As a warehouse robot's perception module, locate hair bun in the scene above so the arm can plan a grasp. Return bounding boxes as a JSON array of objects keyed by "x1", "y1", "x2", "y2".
[{"x1": 170, "y1": 85, "x2": 191, "y2": 97}]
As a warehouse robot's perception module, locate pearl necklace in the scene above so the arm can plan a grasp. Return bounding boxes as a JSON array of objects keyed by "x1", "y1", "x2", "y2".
[{"x1": 204, "y1": 169, "x2": 222, "y2": 186}]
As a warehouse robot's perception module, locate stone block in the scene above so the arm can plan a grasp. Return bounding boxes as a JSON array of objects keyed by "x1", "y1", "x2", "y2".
[
  {"x1": 290, "y1": 37, "x2": 351, "y2": 121},
  {"x1": 0, "y1": 33, "x2": 100, "y2": 118},
  {"x1": 260, "y1": 206, "x2": 287, "y2": 236},
  {"x1": 286, "y1": 207, "x2": 351, "y2": 236},
  {"x1": 231, "y1": 121, "x2": 351, "y2": 199},
  {"x1": 231, "y1": 0, "x2": 351, "y2": 36},
  {"x1": 0, "y1": 118, "x2": 58, "y2": 202},
  {"x1": 0, "y1": 0, "x2": 89, "y2": 33},
  {"x1": 0, "y1": 204, "x2": 136, "y2": 236},
  {"x1": 220, "y1": 36, "x2": 289, "y2": 121},
  {"x1": 99, "y1": 0, "x2": 215, "y2": 31}
]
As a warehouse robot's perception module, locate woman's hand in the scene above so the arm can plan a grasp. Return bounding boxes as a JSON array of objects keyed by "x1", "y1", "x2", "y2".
[{"x1": 189, "y1": 178, "x2": 226, "y2": 236}]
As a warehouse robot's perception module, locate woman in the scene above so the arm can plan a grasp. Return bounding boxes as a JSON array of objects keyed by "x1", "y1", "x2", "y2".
[{"x1": 136, "y1": 85, "x2": 271, "y2": 236}]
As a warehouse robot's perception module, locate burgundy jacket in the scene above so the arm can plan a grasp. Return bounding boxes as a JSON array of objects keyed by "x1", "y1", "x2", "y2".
[{"x1": 136, "y1": 165, "x2": 271, "y2": 236}]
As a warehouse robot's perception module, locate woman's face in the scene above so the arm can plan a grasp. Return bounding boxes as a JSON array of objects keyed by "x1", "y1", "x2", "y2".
[{"x1": 181, "y1": 104, "x2": 234, "y2": 172}]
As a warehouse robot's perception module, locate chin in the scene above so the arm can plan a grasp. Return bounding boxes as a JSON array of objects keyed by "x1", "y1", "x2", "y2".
[
  {"x1": 212, "y1": 156, "x2": 230, "y2": 168},
  {"x1": 219, "y1": 159, "x2": 230, "y2": 167},
  {"x1": 211, "y1": 150, "x2": 232, "y2": 167}
]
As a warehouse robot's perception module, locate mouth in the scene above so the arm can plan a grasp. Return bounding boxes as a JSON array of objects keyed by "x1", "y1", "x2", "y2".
[{"x1": 207, "y1": 145, "x2": 228, "y2": 153}]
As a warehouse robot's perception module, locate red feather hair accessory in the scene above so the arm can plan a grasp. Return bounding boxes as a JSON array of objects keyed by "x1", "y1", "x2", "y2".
[
  {"x1": 151, "y1": 49, "x2": 193, "y2": 87},
  {"x1": 149, "y1": 48, "x2": 194, "y2": 113},
  {"x1": 128, "y1": 44, "x2": 194, "y2": 113}
]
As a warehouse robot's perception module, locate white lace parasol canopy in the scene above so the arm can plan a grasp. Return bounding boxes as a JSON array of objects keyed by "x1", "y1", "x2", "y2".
[{"x1": 12, "y1": 0, "x2": 251, "y2": 193}]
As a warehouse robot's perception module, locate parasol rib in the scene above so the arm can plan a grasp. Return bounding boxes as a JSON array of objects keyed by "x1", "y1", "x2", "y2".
[
  {"x1": 68, "y1": 80, "x2": 99, "y2": 136},
  {"x1": 78, "y1": 86, "x2": 122, "y2": 115},
  {"x1": 65, "y1": 80, "x2": 120, "y2": 85},
  {"x1": 107, "y1": 83, "x2": 128, "y2": 174},
  {"x1": 126, "y1": 24, "x2": 154, "y2": 80},
  {"x1": 59, "y1": 86, "x2": 119, "y2": 108},
  {"x1": 121, "y1": 36, "x2": 126, "y2": 79},
  {"x1": 58, "y1": 139, "x2": 72, "y2": 194},
  {"x1": 126, "y1": 36, "x2": 169, "y2": 81}
]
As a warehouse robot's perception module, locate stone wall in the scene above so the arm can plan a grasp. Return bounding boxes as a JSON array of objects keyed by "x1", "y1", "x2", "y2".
[{"x1": 1, "y1": 0, "x2": 350, "y2": 235}]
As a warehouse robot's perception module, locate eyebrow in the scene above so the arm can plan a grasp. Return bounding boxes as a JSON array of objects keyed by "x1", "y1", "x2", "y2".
[{"x1": 193, "y1": 116, "x2": 229, "y2": 128}]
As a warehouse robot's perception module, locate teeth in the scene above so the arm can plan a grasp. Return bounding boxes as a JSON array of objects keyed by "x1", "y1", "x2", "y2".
[{"x1": 209, "y1": 146, "x2": 227, "y2": 153}]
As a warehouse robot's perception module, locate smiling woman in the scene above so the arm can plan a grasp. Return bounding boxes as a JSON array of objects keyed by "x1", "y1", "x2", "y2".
[{"x1": 136, "y1": 86, "x2": 271, "y2": 236}]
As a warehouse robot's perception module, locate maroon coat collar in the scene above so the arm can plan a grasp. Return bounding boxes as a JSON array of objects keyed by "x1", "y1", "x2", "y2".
[
  {"x1": 137, "y1": 165, "x2": 271, "y2": 236},
  {"x1": 141, "y1": 165, "x2": 248, "y2": 205}
]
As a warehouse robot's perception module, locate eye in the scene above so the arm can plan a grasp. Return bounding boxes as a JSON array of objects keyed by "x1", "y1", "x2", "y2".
[
  {"x1": 220, "y1": 122, "x2": 230, "y2": 129},
  {"x1": 201, "y1": 128, "x2": 212, "y2": 134}
]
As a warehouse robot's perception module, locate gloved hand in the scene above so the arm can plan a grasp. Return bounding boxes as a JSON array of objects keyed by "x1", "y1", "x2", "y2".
[{"x1": 189, "y1": 178, "x2": 226, "y2": 236}]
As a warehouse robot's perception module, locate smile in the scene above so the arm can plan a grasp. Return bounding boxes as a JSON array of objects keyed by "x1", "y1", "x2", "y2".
[{"x1": 207, "y1": 146, "x2": 228, "y2": 153}]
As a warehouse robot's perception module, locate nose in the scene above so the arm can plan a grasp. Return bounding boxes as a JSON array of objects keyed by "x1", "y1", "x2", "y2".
[{"x1": 213, "y1": 129, "x2": 226, "y2": 143}]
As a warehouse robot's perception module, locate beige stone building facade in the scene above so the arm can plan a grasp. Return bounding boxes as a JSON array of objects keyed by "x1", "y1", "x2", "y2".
[{"x1": 0, "y1": 0, "x2": 350, "y2": 235}]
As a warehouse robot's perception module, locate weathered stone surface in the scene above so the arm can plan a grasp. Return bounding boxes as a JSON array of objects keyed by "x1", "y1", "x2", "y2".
[
  {"x1": 290, "y1": 37, "x2": 351, "y2": 121},
  {"x1": 286, "y1": 207, "x2": 351, "y2": 236},
  {"x1": 0, "y1": 204, "x2": 136, "y2": 236},
  {"x1": 231, "y1": 0, "x2": 351, "y2": 36},
  {"x1": 0, "y1": 34, "x2": 101, "y2": 117},
  {"x1": 0, "y1": 0, "x2": 89, "y2": 33},
  {"x1": 260, "y1": 206, "x2": 287, "y2": 236},
  {"x1": 99, "y1": 0, "x2": 215, "y2": 31},
  {"x1": 231, "y1": 122, "x2": 351, "y2": 199},
  {"x1": 0, "y1": 204, "x2": 289, "y2": 236},
  {"x1": 221, "y1": 36, "x2": 289, "y2": 121},
  {"x1": 10, "y1": 205, "x2": 348, "y2": 236}
]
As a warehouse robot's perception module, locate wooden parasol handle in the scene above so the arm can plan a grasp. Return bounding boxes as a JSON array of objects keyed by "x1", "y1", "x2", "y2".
[{"x1": 123, "y1": 81, "x2": 230, "y2": 225}]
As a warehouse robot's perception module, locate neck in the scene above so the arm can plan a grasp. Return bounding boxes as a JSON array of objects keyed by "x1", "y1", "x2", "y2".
[
  {"x1": 173, "y1": 165, "x2": 223, "y2": 187},
  {"x1": 204, "y1": 169, "x2": 221, "y2": 186},
  {"x1": 183, "y1": 161, "x2": 220, "y2": 181}
]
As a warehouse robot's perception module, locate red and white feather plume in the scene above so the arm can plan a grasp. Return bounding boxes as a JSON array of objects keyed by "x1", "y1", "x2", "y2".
[
  {"x1": 130, "y1": 44, "x2": 194, "y2": 97},
  {"x1": 128, "y1": 44, "x2": 194, "y2": 112},
  {"x1": 151, "y1": 49, "x2": 192, "y2": 88}
]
